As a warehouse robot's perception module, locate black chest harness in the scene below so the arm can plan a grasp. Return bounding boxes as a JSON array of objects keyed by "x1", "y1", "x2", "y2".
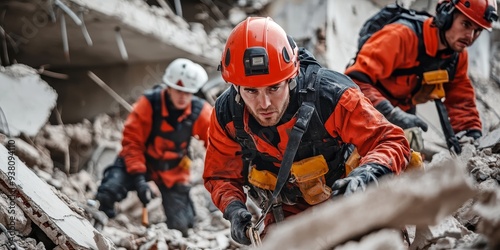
[
  {"x1": 348, "y1": 15, "x2": 459, "y2": 108},
  {"x1": 222, "y1": 63, "x2": 353, "y2": 211},
  {"x1": 143, "y1": 87, "x2": 203, "y2": 170}
]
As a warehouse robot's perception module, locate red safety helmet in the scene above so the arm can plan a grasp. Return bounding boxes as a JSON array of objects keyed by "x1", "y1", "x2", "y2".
[
  {"x1": 436, "y1": 0, "x2": 498, "y2": 31},
  {"x1": 220, "y1": 17, "x2": 299, "y2": 87}
]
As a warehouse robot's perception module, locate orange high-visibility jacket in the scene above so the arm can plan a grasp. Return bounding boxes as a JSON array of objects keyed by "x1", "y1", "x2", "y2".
[
  {"x1": 345, "y1": 18, "x2": 481, "y2": 133},
  {"x1": 119, "y1": 88, "x2": 212, "y2": 188},
  {"x1": 203, "y1": 67, "x2": 410, "y2": 214}
]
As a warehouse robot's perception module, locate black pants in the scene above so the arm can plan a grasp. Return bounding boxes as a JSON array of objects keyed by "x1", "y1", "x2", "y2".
[
  {"x1": 96, "y1": 157, "x2": 196, "y2": 236},
  {"x1": 159, "y1": 183, "x2": 196, "y2": 237}
]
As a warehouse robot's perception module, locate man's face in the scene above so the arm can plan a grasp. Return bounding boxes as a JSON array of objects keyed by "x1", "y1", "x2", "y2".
[
  {"x1": 238, "y1": 80, "x2": 290, "y2": 127},
  {"x1": 445, "y1": 12, "x2": 483, "y2": 52},
  {"x1": 167, "y1": 88, "x2": 192, "y2": 110}
]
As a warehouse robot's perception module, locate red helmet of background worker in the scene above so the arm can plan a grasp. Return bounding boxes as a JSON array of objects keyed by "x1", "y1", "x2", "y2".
[
  {"x1": 220, "y1": 17, "x2": 299, "y2": 87},
  {"x1": 435, "y1": 0, "x2": 498, "y2": 31}
]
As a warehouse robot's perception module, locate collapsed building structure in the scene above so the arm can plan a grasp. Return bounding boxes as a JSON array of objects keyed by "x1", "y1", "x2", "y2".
[{"x1": 0, "y1": 0, "x2": 499, "y2": 249}]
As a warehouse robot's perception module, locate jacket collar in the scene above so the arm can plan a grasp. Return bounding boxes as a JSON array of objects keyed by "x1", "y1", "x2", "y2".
[{"x1": 423, "y1": 18, "x2": 440, "y2": 57}]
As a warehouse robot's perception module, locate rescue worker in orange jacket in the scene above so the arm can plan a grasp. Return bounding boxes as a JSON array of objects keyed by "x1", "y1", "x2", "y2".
[
  {"x1": 202, "y1": 17, "x2": 411, "y2": 245},
  {"x1": 345, "y1": 0, "x2": 498, "y2": 143},
  {"x1": 95, "y1": 58, "x2": 212, "y2": 236}
]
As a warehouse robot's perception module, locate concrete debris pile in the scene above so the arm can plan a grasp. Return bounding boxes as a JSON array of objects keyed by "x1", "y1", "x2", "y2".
[
  {"x1": 1, "y1": 116, "x2": 500, "y2": 249},
  {"x1": 0, "y1": 114, "x2": 232, "y2": 249},
  {"x1": 259, "y1": 142, "x2": 500, "y2": 250},
  {"x1": 0, "y1": 66, "x2": 499, "y2": 249}
]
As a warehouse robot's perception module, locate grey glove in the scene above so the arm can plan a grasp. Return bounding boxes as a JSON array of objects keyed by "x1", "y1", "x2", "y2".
[
  {"x1": 331, "y1": 163, "x2": 392, "y2": 196},
  {"x1": 376, "y1": 100, "x2": 428, "y2": 132},
  {"x1": 133, "y1": 174, "x2": 152, "y2": 205},
  {"x1": 223, "y1": 201, "x2": 252, "y2": 245}
]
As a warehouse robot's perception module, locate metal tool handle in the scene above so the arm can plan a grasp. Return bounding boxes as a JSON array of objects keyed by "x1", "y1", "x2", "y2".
[{"x1": 247, "y1": 225, "x2": 262, "y2": 247}]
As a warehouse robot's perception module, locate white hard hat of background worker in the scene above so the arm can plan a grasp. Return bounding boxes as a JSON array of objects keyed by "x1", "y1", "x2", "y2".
[{"x1": 163, "y1": 58, "x2": 208, "y2": 94}]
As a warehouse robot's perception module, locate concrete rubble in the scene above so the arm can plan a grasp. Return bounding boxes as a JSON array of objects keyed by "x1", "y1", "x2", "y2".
[
  {"x1": 1, "y1": 115, "x2": 500, "y2": 250},
  {"x1": 0, "y1": 144, "x2": 114, "y2": 249}
]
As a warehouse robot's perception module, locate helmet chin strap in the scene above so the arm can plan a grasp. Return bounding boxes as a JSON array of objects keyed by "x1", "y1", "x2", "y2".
[
  {"x1": 233, "y1": 85, "x2": 243, "y2": 104},
  {"x1": 288, "y1": 77, "x2": 297, "y2": 90}
]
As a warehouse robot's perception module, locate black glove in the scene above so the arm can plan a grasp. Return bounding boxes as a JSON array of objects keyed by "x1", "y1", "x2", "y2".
[
  {"x1": 460, "y1": 130, "x2": 481, "y2": 140},
  {"x1": 376, "y1": 100, "x2": 428, "y2": 132},
  {"x1": 95, "y1": 190, "x2": 116, "y2": 218},
  {"x1": 331, "y1": 163, "x2": 392, "y2": 196},
  {"x1": 223, "y1": 201, "x2": 252, "y2": 245},
  {"x1": 457, "y1": 129, "x2": 482, "y2": 146},
  {"x1": 133, "y1": 174, "x2": 152, "y2": 205}
]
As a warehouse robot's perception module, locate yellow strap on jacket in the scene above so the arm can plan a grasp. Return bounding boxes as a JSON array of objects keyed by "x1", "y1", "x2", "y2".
[
  {"x1": 412, "y1": 69, "x2": 448, "y2": 105},
  {"x1": 248, "y1": 167, "x2": 277, "y2": 191},
  {"x1": 248, "y1": 155, "x2": 332, "y2": 205},
  {"x1": 345, "y1": 148, "x2": 361, "y2": 176},
  {"x1": 345, "y1": 148, "x2": 424, "y2": 175},
  {"x1": 179, "y1": 155, "x2": 192, "y2": 170},
  {"x1": 406, "y1": 150, "x2": 424, "y2": 171}
]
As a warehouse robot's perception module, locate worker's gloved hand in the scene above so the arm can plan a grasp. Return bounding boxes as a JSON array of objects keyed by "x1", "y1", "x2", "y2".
[
  {"x1": 376, "y1": 100, "x2": 428, "y2": 132},
  {"x1": 331, "y1": 163, "x2": 392, "y2": 196},
  {"x1": 133, "y1": 174, "x2": 152, "y2": 205},
  {"x1": 95, "y1": 190, "x2": 116, "y2": 218},
  {"x1": 457, "y1": 129, "x2": 482, "y2": 146},
  {"x1": 223, "y1": 201, "x2": 252, "y2": 245}
]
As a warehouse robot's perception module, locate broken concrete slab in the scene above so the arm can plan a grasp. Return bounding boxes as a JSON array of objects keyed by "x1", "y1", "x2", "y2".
[
  {"x1": 0, "y1": 64, "x2": 57, "y2": 137},
  {"x1": 479, "y1": 128, "x2": 500, "y2": 152},
  {"x1": 73, "y1": 0, "x2": 221, "y2": 64},
  {"x1": 335, "y1": 229, "x2": 407, "y2": 250},
  {"x1": 0, "y1": 144, "x2": 114, "y2": 249},
  {"x1": 410, "y1": 216, "x2": 471, "y2": 250},
  {"x1": 258, "y1": 158, "x2": 476, "y2": 250}
]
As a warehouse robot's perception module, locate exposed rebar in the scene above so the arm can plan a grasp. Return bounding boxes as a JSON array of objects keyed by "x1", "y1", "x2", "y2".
[
  {"x1": 60, "y1": 13, "x2": 70, "y2": 62},
  {"x1": 114, "y1": 27, "x2": 128, "y2": 61},
  {"x1": 88, "y1": 71, "x2": 133, "y2": 112},
  {"x1": 54, "y1": 0, "x2": 82, "y2": 26},
  {"x1": 174, "y1": 0, "x2": 183, "y2": 17},
  {"x1": 78, "y1": 10, "x2": 93, "y2": 46},
  {"x1": 0, "y1": 25, "x2": 9, "y2": 65}
]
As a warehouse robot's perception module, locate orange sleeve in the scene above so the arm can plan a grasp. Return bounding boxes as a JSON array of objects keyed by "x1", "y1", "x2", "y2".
[
  {"x1": 203, "y1": 110, "x2": 247, "y2": 212},
  {"x1": 345, "y1": 23, "x2": 419, "y2": 107},
  {"x1": 192, "y1": 102, "x2": 213, "y2": 146},
  {"x1": 443, "y1": 50, "x2": 482, "y2": 132},
  {"x1": 120, "y1": 96, "x2": 153, "y2": 174},
  {"x1": 325, "y1": 88, "x2": 410, "y2": 174}
]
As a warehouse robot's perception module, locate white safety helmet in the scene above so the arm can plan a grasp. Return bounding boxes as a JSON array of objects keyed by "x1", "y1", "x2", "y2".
[{"x1": 162, "y1": 58, "x2": 208, "y2": 94}]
